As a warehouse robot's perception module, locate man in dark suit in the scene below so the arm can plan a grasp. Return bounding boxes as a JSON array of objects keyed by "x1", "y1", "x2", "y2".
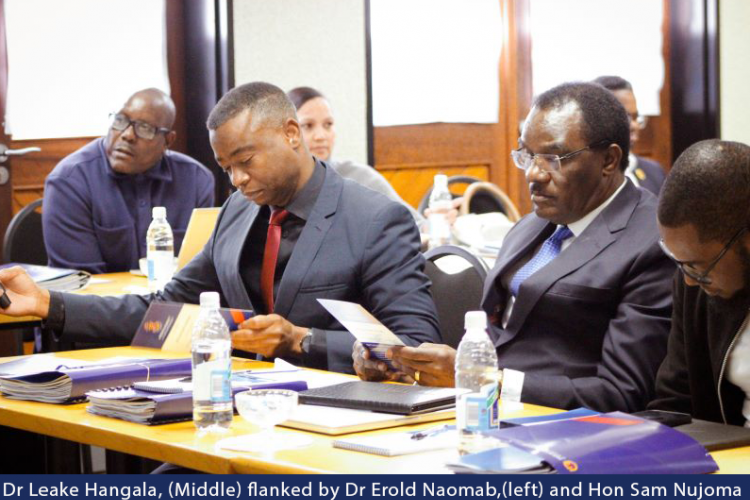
[
  {"x1": 357, "y1": 82, "x2": 674, "y2": 412},
  {"x1": 594, "y1": 76, "x2": 667, "y2": 196},
  {"x1": 0, "y1": 82, "x2": 440, "y2": 373}
]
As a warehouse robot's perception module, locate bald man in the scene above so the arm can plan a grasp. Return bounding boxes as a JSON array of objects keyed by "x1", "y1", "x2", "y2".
[{"x1": 43, "y1": 88, "x2": 215, "y2": 274}]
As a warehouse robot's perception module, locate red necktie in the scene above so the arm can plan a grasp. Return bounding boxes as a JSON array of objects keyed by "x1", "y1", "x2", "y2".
[{"x1": 260, "y1": 208, "x2": 289, "y2": 314}]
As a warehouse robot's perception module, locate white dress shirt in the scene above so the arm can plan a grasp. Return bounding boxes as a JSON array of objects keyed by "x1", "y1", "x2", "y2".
[{"x1": 727, "y1": 311, "x2": 750, "y2": 427}]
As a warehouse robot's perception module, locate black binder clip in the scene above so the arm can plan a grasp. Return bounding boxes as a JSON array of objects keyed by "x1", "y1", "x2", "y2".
[{"x1": 0, "y1": 281, "x2": 11, "y2": 309}]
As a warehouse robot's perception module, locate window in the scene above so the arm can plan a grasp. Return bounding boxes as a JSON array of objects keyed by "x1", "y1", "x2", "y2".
[
  {"x1": 529, "y1": 0, "x2": 664, "y2": 115},
  {"x1": 5, "y1": 0, "x2": 169, "y2": 139},
  {"x1": 371, "y1": 0, "x2": 503, "y2": 126}
]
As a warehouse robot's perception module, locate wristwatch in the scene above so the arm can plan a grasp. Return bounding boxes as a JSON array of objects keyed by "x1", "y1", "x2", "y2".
[{"x1": 299, "y1": 329, "x2": 314, "y2": 356}]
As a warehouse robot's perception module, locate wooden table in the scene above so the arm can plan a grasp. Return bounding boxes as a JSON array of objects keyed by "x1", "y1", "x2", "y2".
[{"x1": 0, "y1": 346, "x2": 748, "y2": 474}]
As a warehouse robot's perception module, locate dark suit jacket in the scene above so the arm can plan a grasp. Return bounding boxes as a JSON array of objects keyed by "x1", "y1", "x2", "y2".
[
  {"x1": 633, "y1": 155, "x2": 666, "y2": 196},
  {"x1": 59, "y1": 165, "x2": 441, "y2": 373},
  {"x1": 481, "y1": 180, "x2": 674, "y2": 412}
]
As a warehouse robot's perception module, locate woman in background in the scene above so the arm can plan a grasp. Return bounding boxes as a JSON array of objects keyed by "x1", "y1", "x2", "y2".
[{"x1": 287, "y1": 86, "x2": 423, "y2": 223}]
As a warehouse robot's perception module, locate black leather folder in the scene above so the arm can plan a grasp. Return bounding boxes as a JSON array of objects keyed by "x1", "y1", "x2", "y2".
[{"x1": 298, "y1": 381, "x2": 459, "y2": 415}]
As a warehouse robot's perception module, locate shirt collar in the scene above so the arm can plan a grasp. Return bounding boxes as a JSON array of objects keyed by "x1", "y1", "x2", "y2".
[
  {"x1": 567, "y1": 178, "x2": 627, "y2": 238},
  {"x1": 277, "y1": 158, "x2": 325, "y2": 221}
]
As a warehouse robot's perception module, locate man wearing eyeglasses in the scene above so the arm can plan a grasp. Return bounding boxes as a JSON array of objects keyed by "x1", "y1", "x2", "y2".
[
  {"x1": 42, "y1": 88, "x2": 215, "y2": 274},
  {"x1": 594, "y1": 76, "x2": 666, "y2": 197},
  {"x1": 358, "y1": 82, "x2": 674, "y2": 413},
  {"x1": 649, "y1": 139, "x2": 750, "y2": 426}
]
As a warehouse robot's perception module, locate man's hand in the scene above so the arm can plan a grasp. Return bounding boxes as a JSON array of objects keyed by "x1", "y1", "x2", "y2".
[
  {"x1": 423, "y1": 197, "x2": 462, "y2": 226},
  {"x1": 232, "y1": 314, "x2": 308, "y2": 358},
  {"x1": 388, "y1": 343, "x2": 457, "y2": 387},
  {"x1": 352, "y1": 341, "x2": 401, "y2": 382},
  {"x1": 0, "y1": 266, "x2": 50, "y2": 318}
]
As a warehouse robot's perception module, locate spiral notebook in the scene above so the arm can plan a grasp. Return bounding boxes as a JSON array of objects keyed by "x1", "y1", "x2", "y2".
[{"x1": 298, "y1": 381, "x2": 460, "y2": 415}]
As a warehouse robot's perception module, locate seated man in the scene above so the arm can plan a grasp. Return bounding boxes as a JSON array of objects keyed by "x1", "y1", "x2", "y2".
[
  {"x1": 0, "y1": 82, "x2": 440, "y2": 373},
  {"x1": 594, "y1": 76, "x2": 666, "y2": 196},
  {"x1": 650, "y1": 139, "x2": 750, "y2": 426},
  {"x1": 43, "y1": 88, "x2": 215, "y2": 273},
  {"x1": 356, "y1": 82, "x2": 674, "y2": 412}
]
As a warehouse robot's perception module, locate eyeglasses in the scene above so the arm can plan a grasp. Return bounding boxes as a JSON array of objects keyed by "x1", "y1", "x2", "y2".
[
  {"x1": 511, "y1": 139, "x2": 611, "y2": 173},
  {"x1": 659, "y1": 226, "x2": 748, "y2": 285},
  {"x1": 109, "y1": 113, "x2": 170, "y2": 140}
]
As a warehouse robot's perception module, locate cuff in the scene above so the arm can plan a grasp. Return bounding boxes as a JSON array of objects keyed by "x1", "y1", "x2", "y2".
[
  {"x1": 500, "y1": 368, "x2": 525, "y2": 402},
  {"x1": 40, "y1": 291, "x2": 66, "y2": 333},
  {"x1": 304, "y1": 328, "x2": 328, "y2": 369}
]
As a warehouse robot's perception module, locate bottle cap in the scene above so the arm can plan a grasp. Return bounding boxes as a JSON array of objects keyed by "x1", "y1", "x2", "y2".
[
  {"x1": 434, "y1": 174, "x2": 448, "y2": 190},
  {"x1": 199, "y1": 291, "x2": 220, "y2": 308},
  {"x1": 464, "y1": 311, "x2": 487, "y2": 330},
  {"x1": 152, "y1": 206, "x2": 166, "y2": 219}
]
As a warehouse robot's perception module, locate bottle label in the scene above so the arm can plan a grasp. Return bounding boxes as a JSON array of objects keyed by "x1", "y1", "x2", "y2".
[
  {"x1": 193, "y1": 359, "x2": 231, "y2": 402},
  {"x1": 147, "y1": 250, "x2": 174, "y2": 286},
  {"x1": 459, "y1": 382, "x2": 499, "y2": 432}
]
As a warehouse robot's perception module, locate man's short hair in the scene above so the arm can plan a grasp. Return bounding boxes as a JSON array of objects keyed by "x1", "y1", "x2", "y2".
[
  {"x1": 593, "y1": 75, "x2": 633, "y2": 93},
  {"x1": 533, "y1": 82, "x2": 630, "y2": 170},
  {"x1": 207, "y1": 82, "x2": 297, "y2": 130},
  {"x1": 287, "y1": 86, "x2": 325, "y2": 111},
  {"x1": 659, "y1": 139, "x2": 750, "y2": 242}
]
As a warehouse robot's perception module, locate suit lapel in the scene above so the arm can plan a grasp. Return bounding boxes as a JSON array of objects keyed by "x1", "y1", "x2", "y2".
[
  {"x1": 228, "y1": 202, "x2": 261, "y2": 311},
  {"x1": 273, "y1": 167, "x2": 341, "y2": 318},
  {"x1": 499, "y1": 180, "x2": 641, "y2": 344}
]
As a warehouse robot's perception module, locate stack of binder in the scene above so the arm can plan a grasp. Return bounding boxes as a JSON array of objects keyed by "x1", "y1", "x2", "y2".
[
  {"x1": 0, "y1": 263, "x2": 90, "y2": 291},
  {"x1": 0, "y1": 358, "x2": 192, "y2": 403}
]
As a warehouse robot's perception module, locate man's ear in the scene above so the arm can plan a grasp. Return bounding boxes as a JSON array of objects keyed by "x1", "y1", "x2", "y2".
[
  {"x1": 283, "y1": 118, "x2": 302, "y2": 148},
  {"x1": 164, "y1": 130, "x2": 177, "y2": 149},
  {"x1": 602, "y1": 143, "x2": 623, "y2": 176}
]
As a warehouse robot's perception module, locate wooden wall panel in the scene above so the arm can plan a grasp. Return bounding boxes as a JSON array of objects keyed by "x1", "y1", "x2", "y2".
[
  {"x1": 374, "y1": 123, "x2": 504, "y2": 210},
  {"x1": 380, "y1": 165, "x2": 489, "y2": 209},
  {"x1": 9, "y1": 137, "x2": 94, "y2": 214}
]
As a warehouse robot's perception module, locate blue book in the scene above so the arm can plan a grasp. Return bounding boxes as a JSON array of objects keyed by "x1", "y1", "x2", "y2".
[{"x1": 450, "y1": 412, "x2": 718, "y2": 474}]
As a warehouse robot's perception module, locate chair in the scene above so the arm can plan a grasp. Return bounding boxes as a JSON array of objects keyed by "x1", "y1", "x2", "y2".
[
  {"x1": 3, "y1": 198, "x2": 46, "y2": 264},
  {"x1": 459, "y1": 182, "x2": 521, "y2": 222},
  {"x1": 417, "y1": 175, "x2": 482, "y2": 215},
  {"x1": 424, "y1": 245, "x2": 489, "y2": 349}
]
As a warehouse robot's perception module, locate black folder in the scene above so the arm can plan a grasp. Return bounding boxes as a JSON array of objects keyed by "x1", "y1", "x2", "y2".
[
  {"x1": 298, "y1": 381, "x2": 459, "y2": 415},
  {"x1": 676, "y1": 419, "x2": 750, "y2": 451}
]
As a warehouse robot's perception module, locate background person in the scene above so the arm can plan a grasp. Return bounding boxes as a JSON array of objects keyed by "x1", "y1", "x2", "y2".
[
  {"x1": 43, "y1": 88, "x2": 215, "y2": 273},
  {"x1": 287, "y1": 86, "x2": 423, "y2": 223},
  {"x1": 594, "y1": 75, "x2": 666, "y2": 196}
]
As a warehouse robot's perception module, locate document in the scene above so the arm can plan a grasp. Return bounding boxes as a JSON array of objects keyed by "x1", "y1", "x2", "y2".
[
  {"x1": 317, "y1": 299, "x2": 404, "y2": 367},
  {"x1": 130, "y1": 302, "x2": 253, "y2": 352}
]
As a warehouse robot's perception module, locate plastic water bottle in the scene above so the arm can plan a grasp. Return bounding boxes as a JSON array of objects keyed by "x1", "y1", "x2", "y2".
[
  {"x1": 455, "y1": 311, "x2": 499, "y2": 454},
  {"x1": 192, "y1": 291, "x2": 233, "y2": 431},
  {"x1": 428, "y1": 174, "x2": 453, "y2": 249},
  {"x1": 146, "y1": 206, "x2": 174, "y2": 292}
]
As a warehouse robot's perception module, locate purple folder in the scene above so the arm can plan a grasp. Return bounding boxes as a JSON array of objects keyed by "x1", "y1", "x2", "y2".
[
  {"x1": 0, "y1": 358, "x2": 192, "y2": 403},
  {"x1": 481, "y1": 412, "x2": 718, "y2": 474}
]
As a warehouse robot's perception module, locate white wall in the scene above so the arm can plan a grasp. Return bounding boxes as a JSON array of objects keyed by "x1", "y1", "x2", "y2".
[
  {"x1": 720, "y1": 0, "x2": 750, "y2": 144},
  {"x1": 233, "y1": 0, "x2": 368, "y2": 165}
]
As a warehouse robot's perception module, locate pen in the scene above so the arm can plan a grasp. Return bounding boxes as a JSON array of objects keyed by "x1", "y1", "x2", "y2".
[
  {"x1": 0, "y1": 281, "x2": 11, "y2": 309},
  {"x1": 409, "y1": 424, "x2": 454, "y2": 441}
]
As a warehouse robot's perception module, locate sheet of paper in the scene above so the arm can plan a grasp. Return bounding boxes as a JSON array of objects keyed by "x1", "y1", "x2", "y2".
[{"x1": 317, "y1": 299, "x2": 404, "y2": 347}]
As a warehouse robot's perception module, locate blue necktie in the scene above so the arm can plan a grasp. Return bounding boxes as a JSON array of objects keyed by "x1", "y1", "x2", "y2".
[{"x1": 510, "y1": 225, "x2": 573, "y2": 297}]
